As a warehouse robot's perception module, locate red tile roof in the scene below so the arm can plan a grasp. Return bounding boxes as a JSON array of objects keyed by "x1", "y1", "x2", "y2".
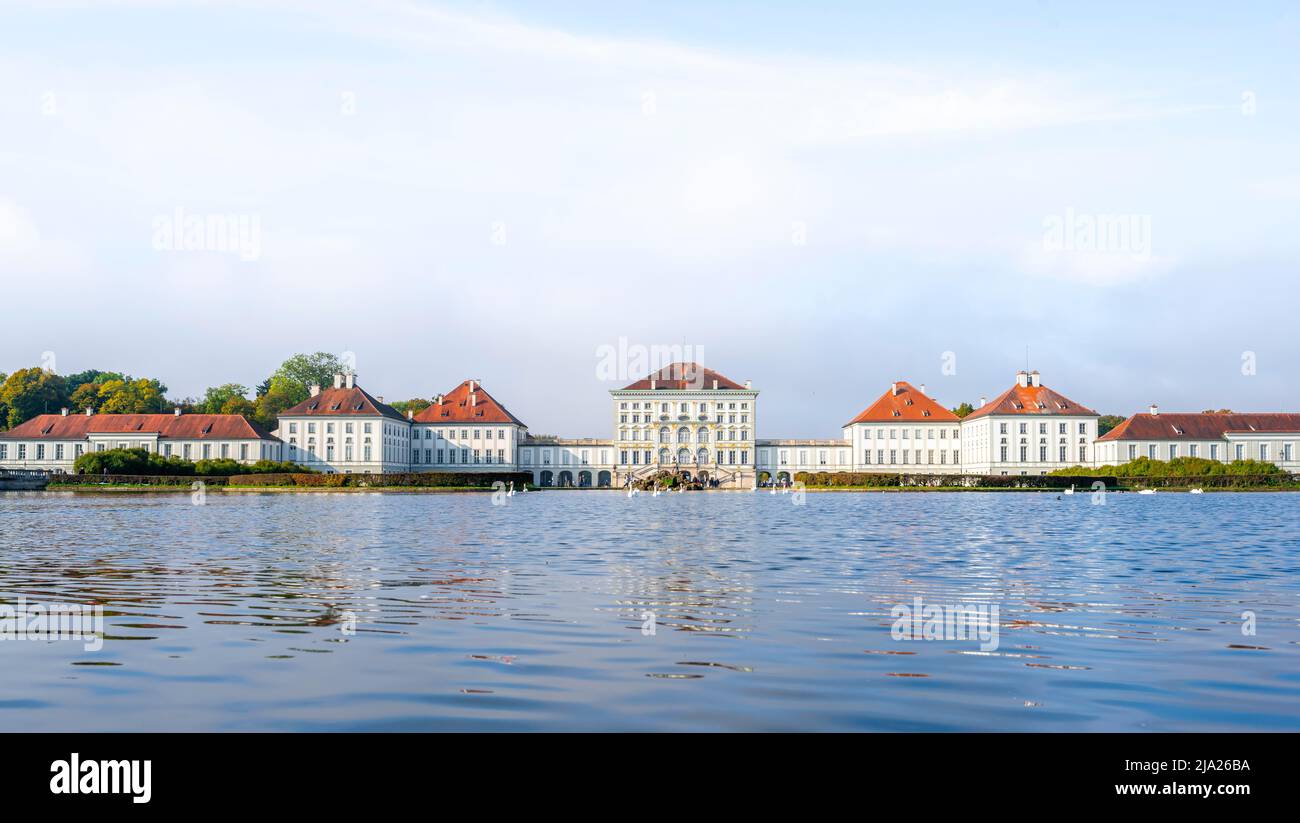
[
  {"x1": 845, "y1": 381, "x2": 959, "y2": 426},
  {"x1": 1, "y1": 413, "x2": 278, "y2": 441},
  {"x1": 963, "y1": 381, "x2": 1097, "y2": 420},
  {"x1": 1097, "y1": 412, "x2": 1300, "y2": 442},
  {"x1": 412, "y1": 380, "x2": 526, "y2": 426},
  {"x1": 620, "y1": 362, "x2": 747, "y2": 391},
  {"x1": 280, "y1": 385, "x2": 406, "y2": 421}
]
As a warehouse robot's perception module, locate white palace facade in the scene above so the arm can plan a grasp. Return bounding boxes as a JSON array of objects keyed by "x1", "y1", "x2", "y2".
[{"x1": 4, "y1": 360, "x2": 1300, "y2": 483}]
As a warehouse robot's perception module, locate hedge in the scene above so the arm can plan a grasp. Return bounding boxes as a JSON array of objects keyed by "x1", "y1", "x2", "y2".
[
  {"x1": 47, "y1": 474, "x2": 230, "y2": 487},
  {"x1": 792, "y1": 472, "x2": 1118, "y2": 489},
  {"x1": 225, "y1": 471, "x2": 534, "y2": 488}
]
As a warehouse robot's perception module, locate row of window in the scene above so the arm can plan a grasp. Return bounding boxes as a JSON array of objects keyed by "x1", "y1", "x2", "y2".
[
  {"x1": 862, "y1": 449, "x2": 960, "y2": 466},
  {"x1": 1125, "y1": 442, "x2": 1294, "y2": 462},
  {"x1": 999, "y1": 421, "x2": 1090, "y2": 436},
  {"x1": 413, "y1": 448, "x2": 508, "y2": 464},
  {"x1": 615, "y1": 449, "x2": 749, "y2": 465},
  {"x1": 619, "y1": 428, "x2": 749, "y2": 442},
  {"x1": 860, "y1": 427, "x2": 960, "y2": 441},
  {"x1": 621, "y1": 413, "x2": 748, "y2": 424},
  {"x1": 0, "y1": 441, "x2": 267, "y2": 462},
  {"x1": 998, "y1": 445, "x2": 1087, "y2": 463},
  {"x1": 619, "y1": 401, "x2": 748, "y2": 412}
]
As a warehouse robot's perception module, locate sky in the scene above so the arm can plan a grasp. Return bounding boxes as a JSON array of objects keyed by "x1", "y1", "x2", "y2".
[{"x1": 1, "y1": 0, "x2": 1297, "y2": 437}]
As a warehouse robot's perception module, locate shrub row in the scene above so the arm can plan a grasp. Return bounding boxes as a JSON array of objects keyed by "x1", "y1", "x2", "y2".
[
  {"x1": 48, "y1": 473, "x2": 230, "y2": 486},
  {"x1": 1050, "y1": 457, "x2": 1284, "y2": 478},
  {"x1": 71, "y1": 448, "x2": 313, "y2": 477},
  {"x1": 792, "y1": 472, "x2": 1118, "y2": 489},
  {"x1": 225, "y1": 471, "x2": 534, "y2": 488}
]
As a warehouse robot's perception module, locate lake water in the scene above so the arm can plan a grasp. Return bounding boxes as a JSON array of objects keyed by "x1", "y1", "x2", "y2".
[{"x1": 1, "y1": 489, "x2": 1298, "y2": 732}]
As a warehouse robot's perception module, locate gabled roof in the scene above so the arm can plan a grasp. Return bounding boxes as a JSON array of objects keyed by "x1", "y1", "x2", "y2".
[
  {"x1": 0, "y1": 413, "x2": 278, "y2": 441},
  {"x1": 1097, "y1": 412, "x2": 1300, "y2": 442},
  {"x1": 844, "y1": 381, "x2": 959, "y2": 426},
  {"x1": 280, "y1": 385, "x2": 406, "y2": 421},
  {"x1": 412, "y1": 380, "x2": 526, "y2": 426},
  {"x1": 964, "y1": 382, "x2": 1097, "y2": 420},
  {"x1": 620, "y1": 362, "x2": 748, "y2": 391}
]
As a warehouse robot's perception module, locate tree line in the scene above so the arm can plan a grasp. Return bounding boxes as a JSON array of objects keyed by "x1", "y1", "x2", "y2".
[{"x1": 0, "y1": 352, "x2": 432, "y2": 432}]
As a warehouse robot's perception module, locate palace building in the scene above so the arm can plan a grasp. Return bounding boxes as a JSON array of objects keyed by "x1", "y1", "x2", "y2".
[
  {"x1": 3, "y1": 359, "x2": 1297, "y2": 485},
  {"x1": 276, "y1": 372, "x2": 411, "y2": 474},
  {"x1": 958, "y1": 371, "x2": 1098, "y2": 475},
  {"x1": 1095, "y1": 407, "x2": 1300, "y2": 471},
  {"x1": 0, "y1": 407, "x2": 280, "y2": 471}
]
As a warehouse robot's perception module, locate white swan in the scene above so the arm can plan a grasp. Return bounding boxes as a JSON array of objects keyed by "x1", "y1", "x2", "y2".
[
  {"x1": 1138, "y1": 489, "x2": 1156, "y2": 495},
  {"x1": 1063, "y1": 485, "x2": 1074, "y2": 495},
  {"x1": 1189, "y1": 488, "x2": 1203, "y2": 494}
]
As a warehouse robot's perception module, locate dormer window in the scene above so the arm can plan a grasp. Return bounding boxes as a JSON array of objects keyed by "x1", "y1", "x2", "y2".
[
  {"x1": 330, "y1": 402, "x2": 341, "y2": 410},
  {"x1": 922, "y1": 410, "x2": 930, "y2": 417}
]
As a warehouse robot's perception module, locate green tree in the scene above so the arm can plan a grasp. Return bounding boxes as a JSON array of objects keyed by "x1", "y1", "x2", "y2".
[
  {"x1": 249, "y1": 353, "x2": 347, "y2": 429},
  {"x1": 1097, "y1": 414, "x2": 1126, "y2": 436},
  {"x1": 273, "y1": 352, "x2": 346, "y2": 399},
  {"x1": 0, "y1": 368, "x2": 70, "y2": 428},
  {"x1": 253, "y1": 375, "x2": 303, "y2": 429},
  {"x1": 93, "y1": 377, "x2": 170, "y2": 414},
  {"x1": 950, "y1": 402, "x2": 975, "y2": 418},
  {"x1": 391, "y1": 398, "x2": 431, "y2": 417},
  {"x1": 199, "y1": 383, "x2": 251, "y2": 414}
]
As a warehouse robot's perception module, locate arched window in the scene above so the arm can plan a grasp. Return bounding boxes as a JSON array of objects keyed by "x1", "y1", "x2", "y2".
[
  {"x1": 677, "y1": 427, "x2": 690, "y2": 443},
  {"x1": 697, "y1": 428, "x2": 709, "y2": 443},
  {"x1": 697, "y1": 448, "x2": 709, "y2": 465},
  {"x1": 659, "y1": 427, "x2": 670, "y2": 443}
]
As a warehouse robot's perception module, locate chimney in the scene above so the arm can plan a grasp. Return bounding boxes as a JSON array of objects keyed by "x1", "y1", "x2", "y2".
[
  {"x1": 469, "y1": 379, "x2": 477, "y2": 392},
  {"x1": 309, "y1": 384, "x2": 321, "y2": 397},
  {"x1": 1030, "y1": 370, "x2": 1041, "y2": 388},
  {"x1": 978, "y1": 396, "x2": 986, "y2": 408},
  {"x1": 345, "y1": 373, "x2": 355, "y2": 389},
  {"x1": 650, "y1": 379, "x2": 657, "y2": 390},
  {"x1": 407, "y1": 410, "x2": 414, "y2": 420},
  {"x1": 436, "y1": 394, "x2": 444, "y2": 405},
  {"x1": 712, "y1": 379, "x2": 718, "y2": 390},
  {"x1": 471, "y1": 394, "x2": 477, "y2": 406},
  {"x1": 85, "y1": 407, "x2": 93, "y2": 416},
  {"x1": 891, "y1": 382, "x2": 898, "y2": 396},
  {"x1": 174, "y1": 407, "x2": 182, "y2": 416},
  {"x1": 1016, "y1": 371, "x2": 1029, "y2": 388},
  {"x1": 919, "y1": 384, "x2": 926, "y2": 396},
  {"x1": 333, "y1": 373, "x2": 343, "y2": 389},
  {"x1": 1150, "y1": 404, "x2": 1159, "y2": 416},
  {"x1": 744, "y1": 380, "x2": 752, "y2": 389},
  {"x1": 60, "y1": 408, "x2": 68, "y2": 417}
]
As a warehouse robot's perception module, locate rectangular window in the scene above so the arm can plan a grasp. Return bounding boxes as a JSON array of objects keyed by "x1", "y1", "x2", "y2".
[{"x1": 1210, "y1": 443, "x2": 1219, "y2": 460}]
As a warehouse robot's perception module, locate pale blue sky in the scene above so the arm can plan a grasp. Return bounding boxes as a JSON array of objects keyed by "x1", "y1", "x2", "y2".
[{"x1": 1, "y1": 1, "x2": 1297, "y2": 436}]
